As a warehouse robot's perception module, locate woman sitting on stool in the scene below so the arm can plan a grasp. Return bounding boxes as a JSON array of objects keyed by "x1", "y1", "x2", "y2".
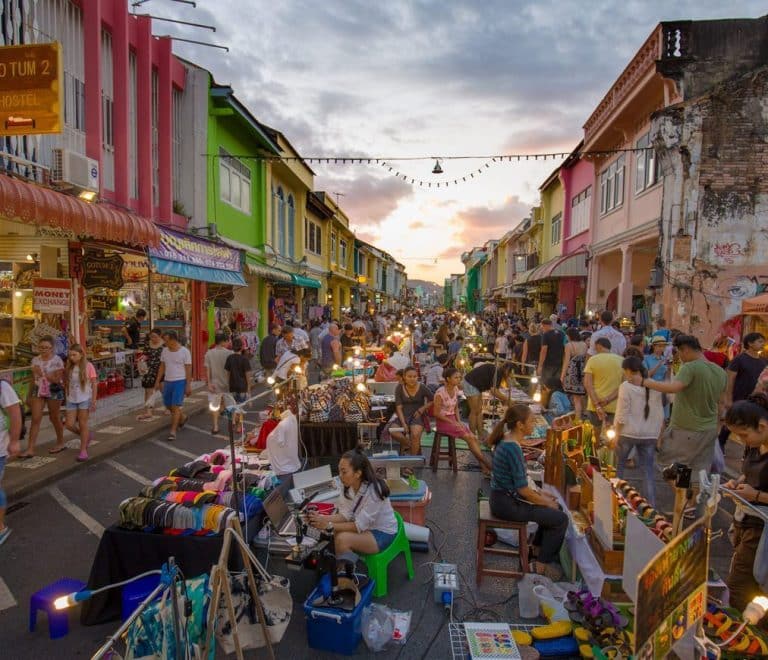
[
  {"x1": 307, "y1": 447, "x2": 398, "y2": 559},
  {"x1": 488, "y1": 404, "x2": 568, "y2": 580}
]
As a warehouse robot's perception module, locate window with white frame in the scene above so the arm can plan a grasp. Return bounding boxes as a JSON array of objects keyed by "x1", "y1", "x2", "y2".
[
  {"x1": 340, "y1": 239, "x2": 348, "y2": 267},
  {"x1": 599, "y1": 154, "x2": 624, "y2": 215},
  {"x1": 219, "y1": 148, "x2": 251, "y2": 214},
  {"x1": 305, "y1": 218, "x2": 322, "y2": 255},
  {"x1": 276, "y1": 187, "x2": 286, "y2": 255},
  {"x1": 570, "y1": 186, "x2": 591, "y2": 236},
  {"x1": 331, "y1": 232, "x2": 337, "y2": 263},
  {"x1": 550, "y1": 213, "x2": 562, "y2": 245},
  {"x1": 635, "y1": 133, "x2": 659, "y2": 193},
  {"x1": 287, "y1": 195, "x2": 295, "y2": 258}
]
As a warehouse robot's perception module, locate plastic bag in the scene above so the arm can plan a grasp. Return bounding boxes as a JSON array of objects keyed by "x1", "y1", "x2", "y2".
[
  {"x1": 519, "y1": 575, "x2": 579, "y2": 620},
  {"x1": 362, "y1": 604, "x2": 395, "y2": 652}
]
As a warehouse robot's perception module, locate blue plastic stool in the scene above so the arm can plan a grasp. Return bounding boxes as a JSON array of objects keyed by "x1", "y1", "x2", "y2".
[
  {"x1": 29, "y1": 578, "x2": 86, "y2": 639},
  {"x1": 121, "y1": 574, "x2": 161, "y2": 622}
]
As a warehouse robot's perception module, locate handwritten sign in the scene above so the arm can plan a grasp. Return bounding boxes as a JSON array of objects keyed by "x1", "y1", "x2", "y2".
[
  {"x1": 0, "y1": 42, "x2": 63, "y2": 135},
  {"x1": 635, "y1": 519, "x2": 708, "y2": 659},
  {"x1": 82, "y1": 252, "x2": 124, "y2": 290},
  {"x1": 33, "y1": 278, "x2": 70, "y2": 314}
]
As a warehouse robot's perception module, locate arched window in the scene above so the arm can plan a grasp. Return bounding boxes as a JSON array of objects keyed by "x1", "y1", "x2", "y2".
[
  {"x1": 277, "y1": 187, "x2": 286, "y2": 256},
  {"x1": 287, "y1": 194, "x2": 295, "y2": 259},
  {"x1": 271, "y1": 185, "x2": 277, "y2": 249}
]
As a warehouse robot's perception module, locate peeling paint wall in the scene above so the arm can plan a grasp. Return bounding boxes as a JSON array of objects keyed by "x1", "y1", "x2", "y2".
[{"x1": 653, "y1": 66, "x2": 768, "y2": 341}]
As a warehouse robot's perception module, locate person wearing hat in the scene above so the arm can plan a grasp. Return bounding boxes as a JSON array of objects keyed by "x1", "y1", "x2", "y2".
[{"x1": 644, "y1": 336, "x2": 671, "y2": 421}]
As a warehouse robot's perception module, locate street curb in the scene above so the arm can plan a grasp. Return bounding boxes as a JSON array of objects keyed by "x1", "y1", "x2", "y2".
[{"x1": 6, "y1": 397, "x2": 210, "y2": 502}]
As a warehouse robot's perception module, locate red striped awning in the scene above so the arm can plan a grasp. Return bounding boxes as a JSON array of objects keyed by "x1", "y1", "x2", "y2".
[{"x1": 0, "y1": 174, "x2": 160, "y2": 247}]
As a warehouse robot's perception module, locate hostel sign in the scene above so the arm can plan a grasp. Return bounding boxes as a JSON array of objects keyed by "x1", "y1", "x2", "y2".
[
  {"x1": 33, "y1": 278, "x2": 71, "y2": 314},
  {"x1": 0, "y1": 42, "x2": 63, "y2": 135}
]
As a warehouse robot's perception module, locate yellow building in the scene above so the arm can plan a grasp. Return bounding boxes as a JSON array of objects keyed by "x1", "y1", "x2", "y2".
[{"x1": 316, "y1": 192, "x2": 356, "y2": 319}]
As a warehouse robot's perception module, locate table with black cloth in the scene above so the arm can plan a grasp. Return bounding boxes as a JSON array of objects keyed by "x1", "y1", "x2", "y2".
[
  {"x1": 81, "y1": 512, "x2": 264, "y2": 625},
  {"x1": 300, "y1": 422, "x2": 359, "y2": 464}
]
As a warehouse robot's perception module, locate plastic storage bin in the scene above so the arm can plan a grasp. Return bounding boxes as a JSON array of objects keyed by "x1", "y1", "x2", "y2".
[
  {"x1": 304, "y1": 574, "x2": 375, "y2": 655},
  {"x1": 392, "y1": 490, "x2": 432, "y2": 526}
]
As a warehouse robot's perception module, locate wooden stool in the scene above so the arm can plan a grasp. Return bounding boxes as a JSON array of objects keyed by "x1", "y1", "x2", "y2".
[
  {"x1": 476, "y1": 499, "x2": 529, "y2": 584},
  {"x1": 429, "y1": 433, "x2": 457, "y2": 472}
]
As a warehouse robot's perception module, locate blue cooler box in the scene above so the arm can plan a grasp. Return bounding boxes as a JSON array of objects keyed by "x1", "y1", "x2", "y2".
[{"x1": 304, "y1": 575, "x2": 375, "y2": 655}]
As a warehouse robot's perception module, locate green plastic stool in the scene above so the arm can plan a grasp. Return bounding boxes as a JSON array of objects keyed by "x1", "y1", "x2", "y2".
[{"x1": 362, "y1": 512, "x2": 414, "y2": 597}]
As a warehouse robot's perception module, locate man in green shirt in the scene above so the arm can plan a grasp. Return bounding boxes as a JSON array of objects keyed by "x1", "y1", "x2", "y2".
[{"x1": 641, "y1": 335, "x2": 727, "y2": 484}]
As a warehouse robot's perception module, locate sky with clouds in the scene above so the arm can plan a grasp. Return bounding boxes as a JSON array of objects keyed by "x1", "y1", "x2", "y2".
[{"x1": 150, "y1": 0, "x2": 765, "y2": 283}]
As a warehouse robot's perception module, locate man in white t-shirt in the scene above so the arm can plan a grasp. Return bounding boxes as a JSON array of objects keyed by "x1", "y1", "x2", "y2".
[
  {"x1": 155, "y1": 330, "x2": 192, "y2": 441},
  {"x1": 0, "y1": 380, "x2": 22, "y2": 546},
  {"x1": 204, "y1": 332, "x2": 233, "y2": 436}
]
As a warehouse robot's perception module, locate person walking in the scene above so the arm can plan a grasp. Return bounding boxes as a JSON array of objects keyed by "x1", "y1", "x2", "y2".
[
  {"x1": 0, "y1": 379, "x2": 22, "y2": 546},
  {"x1": 643, "y1": 336, "x2": 671, "y2": 420},
  {"x1": 494, "y1": 329, "x2": 509, "y2": 360},
  {"x1": 26, "y1": 335, "x2": 66, "y2": 457},
  {"x1": 641, "y1": 335, "x2": 727, "y2": 500},
  {"x1": 561, "y1": 327, "x2": 588, "y2": 418},
  {"x1": 588, "y1": 310, "x2": 627, "y2": 356},
  {"x1": 320, "y1": 323, "x2": 343, "y2": 377},
  {"x1": 155, "y1": 330, "x2": 191, "y2": 441},
  {"x1": 139, "y1": 328, "x2": 165, "y2": 417},
  {"x1": 259, "y1": 324, "x2": 281, "y2": 376},
  {"x1": 720, "y1": 332, "x2": 767, "y2": 450},
  {"x1": 225, "y1": 337, "x2": 253, "y2": 404},
  {"x1": 521, "y1": 322, "x2": 542, "y2": 374},
  {"x1": 204, "y1": 332, "x2": 233, "y2": 435},
  {"x1": 63, "y1": 345, "x2": 98, "y2": 462},
  {"x1": 583, "y1": 337, "x2": 624, "y2": 438},
  {"x1": 614, "y1": 356, "x2": 664, "y2": 505},
  {"x1": 275, "y1": 327, "x2": 295, "y2": 361},
  {"x1": 538, "y1": 318, "x2": 565, "y2": 383}
]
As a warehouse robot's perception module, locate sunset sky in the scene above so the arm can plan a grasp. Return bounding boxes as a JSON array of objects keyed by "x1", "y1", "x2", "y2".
[{"x1": 155, "y1": 0, "x2": 764, "y2": 283}]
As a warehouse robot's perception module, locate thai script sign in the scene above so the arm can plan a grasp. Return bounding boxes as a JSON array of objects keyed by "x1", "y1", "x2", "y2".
[{"x1": 149, "y1": 228, "x2": 242, "y2": 272}]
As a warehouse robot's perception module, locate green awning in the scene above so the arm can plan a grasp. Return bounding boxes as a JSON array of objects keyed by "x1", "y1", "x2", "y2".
[
  {"x1": 244, "y1": 255, "x2": 294, "y2": 284},
  {"x1": 291, "y1": 273, "x2": 322, "y2": 289}
]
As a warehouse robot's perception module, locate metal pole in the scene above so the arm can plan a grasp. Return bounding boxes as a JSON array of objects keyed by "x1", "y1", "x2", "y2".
[{"x1": 168, "y1": 558, "x2": 182, "y2": 659}]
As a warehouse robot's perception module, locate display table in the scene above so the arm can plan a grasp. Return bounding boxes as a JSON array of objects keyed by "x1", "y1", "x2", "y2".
[
  {"x1": 300, "y1": 422, "x2": 359, "y2": 463},
  {"x1": 81, "y1": 514, "x2": 263, "y2": 625}
]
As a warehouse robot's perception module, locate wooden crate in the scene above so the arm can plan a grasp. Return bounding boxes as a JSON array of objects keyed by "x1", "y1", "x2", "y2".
[{"x1": 588, "y1": 530, "x2": 625, "y2": 575}]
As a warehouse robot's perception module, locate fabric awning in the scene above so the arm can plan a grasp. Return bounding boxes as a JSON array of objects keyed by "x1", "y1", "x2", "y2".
[
  {"x1": 742, "y1": 293, "x2": 768, "y2": 314},
  {"x1": 513, "y1": 268, "x2": 536, "y2": 286},
  {"x1": 292, "y1": 273, "x2": 322, "y2": 289},
  {"x1": 150, "y1": 257, "x2": 246, "y2": 286},
  {"x1": 244, "y1": 256, "x2": 294, "y2": 283},
  {"x1": 529, "y1": 252, "x2": 588, "y2": 282},
  {"x1": 0, "y1": 172, "x2": 160, "y2": 247}
]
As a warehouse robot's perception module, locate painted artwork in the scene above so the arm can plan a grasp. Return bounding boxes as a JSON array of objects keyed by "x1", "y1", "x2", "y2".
[{"x1": 464, "y1": 623, "x2": 521, "y2": 659}]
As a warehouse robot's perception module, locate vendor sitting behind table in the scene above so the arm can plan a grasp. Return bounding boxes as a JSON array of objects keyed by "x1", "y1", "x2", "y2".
[
  {"x1": 723, "y1": 393, "x2": 768, "y2": 627},
  {"x1": 307, "y1": 447, "x2": 398, "y2": 558},
  {"x1": 488, "y1": 404, "x2": 567, "y2": 580}
]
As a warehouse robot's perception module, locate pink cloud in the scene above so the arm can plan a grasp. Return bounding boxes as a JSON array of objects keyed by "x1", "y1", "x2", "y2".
[
  {"x1": 316, "y1": 173, "x2": 412, "y2": 228},
  {"x1": 409, "y1": 220, "x2": 426, "y2": 230},
  {"x1": 448, "y1": 195, "x2": 531, "y2": 251}
]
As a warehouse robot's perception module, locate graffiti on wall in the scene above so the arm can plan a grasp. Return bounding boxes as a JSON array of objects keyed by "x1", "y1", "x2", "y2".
[{"x1": 712, "y1": 241, "x2": 749, "y2": 265}]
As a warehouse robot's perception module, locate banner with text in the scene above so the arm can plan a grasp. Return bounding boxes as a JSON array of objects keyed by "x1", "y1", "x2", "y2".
[
  {"x1": 149, "y1": 228, "x2": 242, "y2": 272},
  {"x1": 33, "y1": 278, "x2": 71, "y2": 314}
]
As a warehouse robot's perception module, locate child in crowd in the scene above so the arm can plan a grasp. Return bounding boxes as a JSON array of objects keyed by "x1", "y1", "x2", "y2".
[
  {"x1": 63, "y1": 344, "x2": 98, "y2": 462},
  {"x1": 424, "y1": 353, "x2": 448, "y2": 393},
  {"x1": 542, "y1": 377, "x2": 572, "y2": 424},
  {"x1": 225, "y1": 337, "x2": 253, "y2": 404}
]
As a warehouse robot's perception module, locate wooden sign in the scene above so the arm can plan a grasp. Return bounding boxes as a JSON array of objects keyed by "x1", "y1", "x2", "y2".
[{"x1": 82, "y1": 252, "x2": 124, "y2": 290}]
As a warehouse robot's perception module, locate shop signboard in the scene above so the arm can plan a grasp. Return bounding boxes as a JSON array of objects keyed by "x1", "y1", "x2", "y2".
[
  {"x1": 149, "y1": 228, "x2": 241, "y2": 272},
  {"x1": 82, "y1": 252, "x2": 124, "y2": 290},
  {"x1": 634, "y1": 519, "x2": 709, "y2": 659},
  {"x1": 0, "y1": 42, "x2": 63, "y2": 135},
  {"x1": 32, "y1": 278, "x2": 71, "y2": 314}
]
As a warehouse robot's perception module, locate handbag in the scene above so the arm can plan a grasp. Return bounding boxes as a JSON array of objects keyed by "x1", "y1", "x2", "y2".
[
  {"x1": 374, "y1": 362, "x2": 397, "y2": 382},
  {"x1": 214, "y1": 570, "x2": 292, "y2": 652}
]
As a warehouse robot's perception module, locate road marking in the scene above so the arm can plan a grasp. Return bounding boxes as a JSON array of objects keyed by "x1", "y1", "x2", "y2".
[
  {"x1": 99, "y1": 425, "x2": 135, "y2": 434},
  {"x1": 0, "y1": 577, "x2": 17, "y2": 611},
  {"x1": 49, "y1": 486, "x2": 105, "y2": 537},
  {"x1": 149, "y1": 439, "x2": 197, "y2": 459},
  {"x1": 185, "y1": 424, "x2": 228, "y2": 440},
  {"x1": 104, "y1": 459, "x2": 151, "y2": 485}
]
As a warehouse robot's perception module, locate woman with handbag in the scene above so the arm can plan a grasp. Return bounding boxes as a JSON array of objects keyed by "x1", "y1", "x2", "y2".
[
  {"x1": 390, "y1": 366, "x2": 433, "y2": 455},
  {"x1": 25, "y1": 335, "x2": 66, "y2": 457}
]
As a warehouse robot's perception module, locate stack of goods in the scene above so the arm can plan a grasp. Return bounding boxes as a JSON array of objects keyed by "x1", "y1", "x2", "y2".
[
  {"x1": 613, "y1": 479, "x2": 673, "y2": 542},
  {"x1": 703, "y1": 604, "x2": 768, "y2": 657},
  {"x1": 115, "y1": 451, "x2": 276, "y2": 536},
  {"x1": 299, "y1": 378, "x2": 371, "y2": 424}
]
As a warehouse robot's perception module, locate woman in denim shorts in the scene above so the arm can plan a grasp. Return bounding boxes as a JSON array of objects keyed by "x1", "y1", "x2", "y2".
[
  {"x1": 64, "y1": 345, "x2": 98, "y2": 462},
  {"x1": 26, "y1": 335, "x2": 66, "y2": 457}
]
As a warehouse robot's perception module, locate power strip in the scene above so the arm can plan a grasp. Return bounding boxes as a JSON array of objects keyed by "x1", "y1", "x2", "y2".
[{"x1": 433, "y1": 562, "x2": 459, "y2": 604}]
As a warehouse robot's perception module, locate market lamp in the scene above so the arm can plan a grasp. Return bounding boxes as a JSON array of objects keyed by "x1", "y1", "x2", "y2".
[
  {"x1": 54, "y1": 568, "x2": 163, "y2": 610},
  {"x1": 744, "y1": 595, "x2": 768, "y2": 625},
  {"x1": 533, "y1": 389, "x2": 542, "y2": 403},
  {"x1": 530, "y1": 376, "x2": 539, "y2": 385},
  {"x1": 266, "y1": 376, "x2": 276, "y2": 385},
  {"x1": 605, "y1": 427, "x2": 617, "y2": 441}
]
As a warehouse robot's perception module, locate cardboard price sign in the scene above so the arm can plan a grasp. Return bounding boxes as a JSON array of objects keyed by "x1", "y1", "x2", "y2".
[
  {"x1": 33, "y1": 278, "x2": 71, "y2": 314},
  {"x1": 634, "y1": 519, "x2": 709, "y2": 659}
]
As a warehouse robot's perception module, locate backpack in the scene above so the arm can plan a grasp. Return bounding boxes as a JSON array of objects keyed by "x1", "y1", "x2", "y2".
[{"x1": 1, "y1": 380, "x2": 26, "y2": 441}]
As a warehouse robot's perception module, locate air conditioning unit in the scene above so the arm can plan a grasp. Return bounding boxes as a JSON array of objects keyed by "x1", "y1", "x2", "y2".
[{"x1": 51, "y1": 148, "x2": 99, "y2": 192}]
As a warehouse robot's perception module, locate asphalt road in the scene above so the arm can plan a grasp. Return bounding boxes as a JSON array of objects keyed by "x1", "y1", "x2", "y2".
[{"x1": 0, "y1": 406, "x2": 738, "y2": 660}]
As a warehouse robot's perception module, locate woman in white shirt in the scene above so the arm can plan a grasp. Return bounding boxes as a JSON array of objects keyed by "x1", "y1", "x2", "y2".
[
  {"x1": 307, "y1": 447, "x2": 398, "y2": 556},
  {"x1": 614, "y1": 356, "x2": 664, "y2": 505}
]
